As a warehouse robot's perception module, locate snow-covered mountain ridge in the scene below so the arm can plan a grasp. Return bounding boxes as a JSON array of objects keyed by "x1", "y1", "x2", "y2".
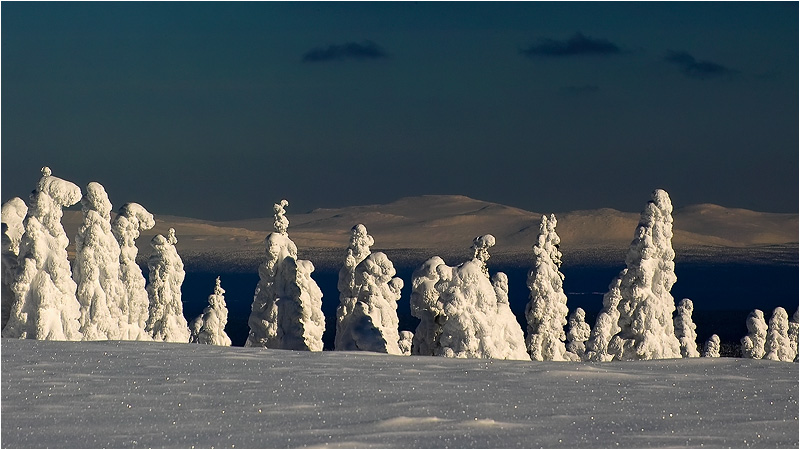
[{"x1": 59, "y1": 194, "x2": 798, "y2": 268}]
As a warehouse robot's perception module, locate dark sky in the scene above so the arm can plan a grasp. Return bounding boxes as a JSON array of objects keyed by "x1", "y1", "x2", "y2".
[{"x1": 2, "y1": 2, "x2": 797, "y2": 220}]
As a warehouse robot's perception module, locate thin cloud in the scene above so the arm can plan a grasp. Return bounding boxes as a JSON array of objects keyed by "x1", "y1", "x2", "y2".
[
  {"x1": 302, "y1": 41, "x2": 388, "y2": 63},
  {"x1": 664, "y1": 51, "x2": 737, "y2": 79},
  {"x1": 521, "y1": 33, "x2": 621, "y2": 58}
]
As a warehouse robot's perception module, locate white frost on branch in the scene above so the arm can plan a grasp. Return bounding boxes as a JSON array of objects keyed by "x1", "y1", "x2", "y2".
[
  {"x1": 2, "y1": 197, "x2": 27, "y2": 329},
  {"x1": 525, "y1": 214, "x2": 570, "y2": 361},
  {"x1": 608, "y1": 189, "x2": 682, "y2": 361},
  {"x1": 410, "y1": 235, "x2": 528, "y2": 360},
  {"x1": 3, "y1": 167, "x2": 83, "y2": 340},
  {"x1": 703, "y1": 334, "x2": 720, "y2": 358},
  {"x1": 763, "y1": 307, "x2": 793, "y2": 362},
  {"x1": 111, "y1": 202, "x2": 155, "y2": 341},
  {"x1": 740, "y1": 309, "x2": 768, "y2": 359},
  {"x1": 73, "y1": 182, "x2": 126, "y2": 340},
  {"x1": 190, "y1": 277, "x2": 232, "y2": 346},
  {"x1": 673, "y1": 298, "x2": 700, "y2": 358},
  {"x1": 145, "y1": 228, "x2": 190, "y2": 343},
  {"x1": 246, "y1": 200, "x2": 325, "y2": 351}
]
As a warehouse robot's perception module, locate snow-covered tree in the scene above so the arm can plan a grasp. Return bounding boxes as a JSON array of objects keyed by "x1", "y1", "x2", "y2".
[
  {"x1": 410, "y1": 235, "x2": 528, "y2": 360},
  {"x1": 607, "y1": 189, "x2": 682, "y2": 361},
  {"x1": 740, "y1": 309, "x2": 768, "y2": 359},
  {"x1": 336, "y1": 252, "x2": 406, "y2": 354},
  {"x1": 335, "y1": 224, "x2": 374, "y2": 350},
  {"x1": 491, "y1": 272, "x2": 530, "y2": 360},
  {"x1": 398, "y1": 331, "x2": 414, "y2": 356},
  {"x1": 566, "y1": 308, "x2": 591, "y2": 360},
  {"x1": 703, "y1": 334, "x2": 721, "y2": 358},
  {"x1": 525, "y1": 214, "x2": 570, "y2": 361},
  {"x1": 145, "y1": 228, "x2": 190, "y2": 343},
  {"x1": 2, "y1": 197, "x2": 27, "y2": 329},
  {"x1": 190, "y1": 277, "x2": 231, "y2": 346},
  {"x1": 111, "y1": 202, "x2": 155, "y2": 341},
  {"x1": 245, "y1": 200, "x2": 325, "y2": 351},
  {"x1": 673, "y1": 298, "x2": 700, "y2": 358},
  {"x1": 73, "y1": 182, "x2": 126, "y2": 340},
  {"x1": 763, "y1": 307, "x2": 793, "y2": 362},
  {"x1": 3, "y1": 167, "x2": 83, "y2": 340},
  {"x1": 584, "y1": 272, "x2": 625, "y2": 362},
  {"x1": 789, "y1": 310, "x2": 798, "y2": 362}
]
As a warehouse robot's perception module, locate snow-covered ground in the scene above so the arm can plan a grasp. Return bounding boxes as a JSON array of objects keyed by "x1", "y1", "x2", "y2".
[{"x1": 2, "y1": 339, "x2": 797, "y2": 448}]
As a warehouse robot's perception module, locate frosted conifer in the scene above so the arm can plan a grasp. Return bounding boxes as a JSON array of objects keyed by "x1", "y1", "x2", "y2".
[
  {"x1": 674, "y1": 298, "x2": 700, "y2": 358},
  {"x1": 3, "y1": 167, "x2": 83, "y2": 340},
  {"x1": 703, "y1": 334, "x2": 721, "y2": 358},
  {"x1": 145, "y1": 228, "x2": 190, "y2": 342},
  {"x1": 111, "y1": 203, "x2": 155, "y2": 340},
  {"x1": 584, "y1": 272, "x2": 625, "y2": 362},
  {"x1": 73, "y1": 182, "x2": 126, "y2": 340},
  {"x1": 245, "y1": 200, "x2": 325, "y2": 351},
  {"x1": 609, "y1": 189, "x2": 682, "y2": 360},
  {"x1": 741, "y1": 309, "x2": 768, "y2": 359},
  {"x1": 2, "y1": 198, "x2": 27, "y2": 329},
  {"x1": 190, "y1": 277, "x2": 232, "y2": 346},
  {"x1": 491, "y1": 272, "x2": 530, "y2": 360},
  {"x1": 764, "y1": 307, "x2": 793, "y2": 362},
  {"x1": 566, "y1": 308, "x2": 591, "y2": 361},
  {"x1": 335, "y1": 224, "x2": 374, "y2": 350},
  {"x1": 525, "y1": 214, "x2": 570, "y2": 361},
  {"x1": 398, "y1": 331, "x2": 414, "y2": 356},
  {"x1": 788, "y1": 310, "x2": 798, "y2": 362}
]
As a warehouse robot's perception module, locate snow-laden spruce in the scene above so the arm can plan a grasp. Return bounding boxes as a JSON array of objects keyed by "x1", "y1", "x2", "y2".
[
  {"x1": 789, "y1": 310, "x2": 799, "y2": 362},
  {"x1": 73, "y1": 182, "x2": 127, "y2": 340},
  {"x1": 145, "y1": 228, "x2": 190, "y2": 342},
  {"x1": 335, "y1": 224, "x2": 374, "y2": 350},
  {"x1": 674, "y1": 298, "x2": 700, "y2": 358},
  {"x1": 111, "y1": 203, "x2": 155, "y2": 341},
  {"x1": 245, "y1": 200, "x2": 325, "y2": 351},
  {"x1": 525, "y1": 214, "x2": 571, "y2": 361},
  {"x1": 584, "y1": 272, "x2": 625, "y2": 362},
  {"x1": 1, "y1": 197, "x2": 28, "y2": 329},
  {"x1": 741, "y1": 309, "x2": 768, "y2": 359},
  {"x1": 410, "y1": 235, "x2": 528, "y2": 360},
  {"x1": 703, "y1": 334, "x2": 721, "y2": 358},
  {"x1": 566, "y1": 308, "x2": 591, "y2": 360},
  {"x1": 763, "y1": 307, "x2": 793, "y2": 362},
  {"x1": 491, "y1": 272, "x2": 530, "y2": 360},
  {"x1": 189, "y1": 277, "x2": 231, "y2": 346},
  {"x1": 336, "y1": 251, "x2": 406, "y2": 354},
  {"x1": 607, "y1": 189, "x2": 682, "y2": 360},
  {"x1": 3, "y1": 167, "x2": 83, "y2": 340}
]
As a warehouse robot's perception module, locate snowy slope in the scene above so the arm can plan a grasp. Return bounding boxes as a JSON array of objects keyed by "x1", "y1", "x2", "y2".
[{"x1": 2, "y1": 339, "x2": 797, "y2": 448}]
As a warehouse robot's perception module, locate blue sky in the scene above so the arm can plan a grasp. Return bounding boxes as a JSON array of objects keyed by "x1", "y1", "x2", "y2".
[{"x1": 2, "y1": 1, "x2": 797, "y2": 220}]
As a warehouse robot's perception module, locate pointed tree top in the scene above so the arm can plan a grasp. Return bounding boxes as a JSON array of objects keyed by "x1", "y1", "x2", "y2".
[
  {"x1": 273, "y1": 199, "x2": 289, "y2": 235},
  {"x1": 41, "y1": 166, "x2": 52, "y2": 177}
]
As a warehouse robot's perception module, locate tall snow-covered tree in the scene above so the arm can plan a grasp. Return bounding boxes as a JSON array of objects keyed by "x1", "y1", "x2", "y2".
[
  {"x1": 703, "y1": 334, "x2": 721, "y2": 358},
  {"x1": 336, "y1": 252, "x2": 406, "y2": 354},
  {"x1": 111, "y1": 202, "x2": 155, "y2": 340},
  {"x1": 525, "y1": 214, "x2": 570, "y2": 361},
  {"x1": 245, "y1": 200, "x2": 325, "y2": 351},
  {"x1": 3, "y1": 167, "x2": 83, "y2": 340},
  {"x1": 763, "y1": 307, "x2": 793, "y2": 362},
  {"x1": 674, "y1": 298, "x2": 700, "y2": 358},
  {"x1": 145, "y1": 228, "x2": 190, "y2": 343},
  {"x1": 410, "y1": 235, "x2": 528, "y2": 360},
  {"x1": 607, "y1": 189, "x2": 682, "y2": 361},
  {"x1": 335, "y1": 224, "x2": 374, "y2": 350},
  {"x1": 73, "y1": 182, "x2": 126, "y2": 340},
  {"x1": 788, "y1": 310, "x2": 799, "y2": 362},
  {"x1": 584, "y1": 272, "x2": 625, "y2": 362},
  {"x1": 2, "y1": 197, "x2": 27, "y2": 329},
  {"x1": 566, "y1": 308, "x2": 591, "y2": 360},
  {"x1": 189, "y1": 276, "x2": 232, "y2": 346},
  {"x1": 741, "y1": 309, "x2": 768, "y2": 359},
  {"x1": 491, "y1": 272, "x2": 530, "y2": 360}
]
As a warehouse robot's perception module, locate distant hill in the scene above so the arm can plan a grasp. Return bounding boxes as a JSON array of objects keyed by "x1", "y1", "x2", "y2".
[{"x1": 59, "y1": 195, "x2": 798, "y2": 268}]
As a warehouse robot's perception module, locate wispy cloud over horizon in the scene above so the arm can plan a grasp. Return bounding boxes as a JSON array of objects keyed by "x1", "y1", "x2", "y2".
[
  {"x1": 521, "y1": 33, "x2": 621, "y2": 58},
  {"x1": 302, "y1": 41, "x2": 388, "y2": 63},
  {"x1": 664, "y1": 51, "x2": 737, "y2": 79}
]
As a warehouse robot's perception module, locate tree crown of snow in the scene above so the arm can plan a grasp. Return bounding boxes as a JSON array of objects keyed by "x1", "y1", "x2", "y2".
[{"x1": 273, "y1": 200, "x2": 289, "y2": 235}]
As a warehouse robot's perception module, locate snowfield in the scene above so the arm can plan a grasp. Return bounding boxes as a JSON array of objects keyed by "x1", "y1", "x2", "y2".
[{"x1": 2, "y1": 339, "x2": 797, "y2": 448}]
